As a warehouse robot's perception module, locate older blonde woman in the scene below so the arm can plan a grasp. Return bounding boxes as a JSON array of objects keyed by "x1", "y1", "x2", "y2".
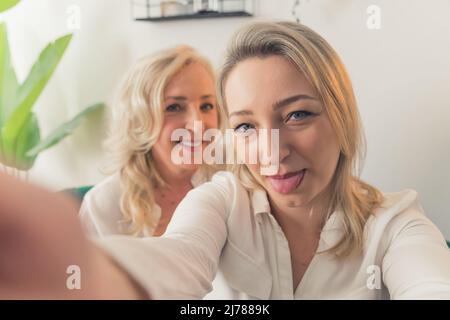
[
  {"x1": 79, "y1": 45, "x2": 232, "y2": 298},
  {"x1": 0, "y1": 22, "x2": 449, "y2": 300},
  {"x1": 80, "y1": 45, "x2": 223, "y2": 237}
]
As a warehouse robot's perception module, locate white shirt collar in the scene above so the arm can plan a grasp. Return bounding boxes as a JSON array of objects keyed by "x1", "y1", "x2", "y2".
[
  {"x1": 249, "y1": 186, "x2": 345, "y2": 251},
  {"x1": 250, "y1": 188, "x2": 272, "y2": 216}
]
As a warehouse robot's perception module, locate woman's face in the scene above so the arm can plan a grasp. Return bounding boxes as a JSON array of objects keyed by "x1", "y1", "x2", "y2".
[
  {"x1": 151, "y1": 61, "x2": 218, "y2": 179},
  {"x1": 225, "y1": 55, "x2": 340, "y2": 209}
]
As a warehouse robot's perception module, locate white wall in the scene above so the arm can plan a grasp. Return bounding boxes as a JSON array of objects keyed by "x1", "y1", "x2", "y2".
[{"x1": 1, "y1": 0, "x2": 449, "y2": 239}]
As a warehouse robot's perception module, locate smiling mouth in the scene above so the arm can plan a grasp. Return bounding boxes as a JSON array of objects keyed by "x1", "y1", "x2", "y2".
[
  {"x1": 266, "y1": 169, "x2": 307, "y2": 194},
  {"x1": 178, "y1": 140, "x2": 203, "y2": 148}
]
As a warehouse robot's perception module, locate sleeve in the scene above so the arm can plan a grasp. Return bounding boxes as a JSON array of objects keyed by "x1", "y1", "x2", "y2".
[
  {"x1": 78, "y1": 175, "x2": 122, "y2": 237},
  {"x1": 93, "y1": 172, "x2": 234, "y2": 299},
  {"x1": 382, "y1": 200, "x2": 450, "y2": 299},
  {"x1": 79, "y1": 194, "x2": 101, "y2": 237}
]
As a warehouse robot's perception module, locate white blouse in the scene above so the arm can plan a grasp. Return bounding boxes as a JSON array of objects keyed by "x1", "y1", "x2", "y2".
[
  {"x1": 79, "y1": 170, "x2": 236, "y2": 299},
  {"x1": 80, "y1": 170, "x2": 206, "y2": 236},
  {"x1": 95, "y1": 171, "x2": 450, "y2": 299}
]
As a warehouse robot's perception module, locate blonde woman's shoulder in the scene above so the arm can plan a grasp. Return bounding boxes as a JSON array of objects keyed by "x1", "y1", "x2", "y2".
[
  {"x1": 183, "y1": 170, "x2": 252, "y2": 216},
  {"x1": 369, "y1": 189, "x2": 426, "y2": 230},
  {"x1": 380, "y1": 189, "x2": 419, "y2": 209},
  {"x1": 84, "y1": 174, "x2": 122, "y2": 203},
  {"x1": 79, "y1": 173, "x2": 123, "y2": 236},
  {"x1": 365, "y1": 189, "x2": 450, "y2": 299},
  {"x1": 367, "y1": 189, "x2": 447, "y2": 251},
  {"x1": 206, "y1": 170, "x2": 251, "y2": 198},
  {"x1": 210, "y1": 170, "x2": 240, "y2": 184}
]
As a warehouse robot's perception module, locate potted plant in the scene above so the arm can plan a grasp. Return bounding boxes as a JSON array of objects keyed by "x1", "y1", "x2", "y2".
[{"x1": 0, "y1": 0, "x2": 105, "y2": 178}]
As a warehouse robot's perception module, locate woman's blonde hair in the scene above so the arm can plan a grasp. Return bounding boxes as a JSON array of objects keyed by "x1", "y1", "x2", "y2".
[
  {"x1": 105, "y1": 45, "x2": 225, "y2": 235},
  {"x1": 218, "y1": 22, "x2": 383, "y2": 257}
]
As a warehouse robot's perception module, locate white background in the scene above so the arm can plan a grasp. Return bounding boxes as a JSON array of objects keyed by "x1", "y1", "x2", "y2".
[{"x1": 1, "y1": 0, "x2": 449, "y2": 239}]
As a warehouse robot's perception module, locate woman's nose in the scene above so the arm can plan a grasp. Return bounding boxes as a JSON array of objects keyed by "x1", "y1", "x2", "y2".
[
  {"x1": 185, "y1": 107, "x2": 204, "y2": 135},
  {"x1": 277, "y1": 129, "x2": 292, "y2": 163},
  {"x1": 259, "y1": 127, "x2": 291, "y2": 165},
  {"x1": 255, "y1": 125, "x2": 287, "y2": 172}
]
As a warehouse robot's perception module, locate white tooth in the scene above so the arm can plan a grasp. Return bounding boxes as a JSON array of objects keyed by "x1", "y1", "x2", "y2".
[{"x1": 181, "y1": 140, "x2": 201, "y2": 147}]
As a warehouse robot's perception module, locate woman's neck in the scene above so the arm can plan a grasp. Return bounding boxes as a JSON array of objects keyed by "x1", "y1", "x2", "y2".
[
  {"x1": 269, "y1": 190, "x2": 332, "y2": 236},
  {"x1": 152, "y1": 173, "x2": 194, "y2": 236},
  {"x1": 160, "y1": 174, "x2": 193, "y2": 191},
  {"x1": 154, "y1": 162, "x2": 196, "y2": 191}
]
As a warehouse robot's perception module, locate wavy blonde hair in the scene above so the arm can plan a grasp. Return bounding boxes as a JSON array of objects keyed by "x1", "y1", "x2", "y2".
[
  {"x1": 218, "y1": 22, "x2": 383, "y2": 257},
  {"x1": 105, "y1": 45, "x2": 225, "y2": 236}
]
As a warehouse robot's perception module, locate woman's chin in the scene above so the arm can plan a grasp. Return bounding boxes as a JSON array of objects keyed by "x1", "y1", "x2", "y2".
[
  {"x1": 176, "y1": 163, "x2": 200, "y2": 173},
  {"x1": 272, "y1": 191, "x2": 315, "y2": 208}
]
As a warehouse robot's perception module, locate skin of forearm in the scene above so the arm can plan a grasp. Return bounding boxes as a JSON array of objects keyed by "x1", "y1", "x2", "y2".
[{"x1": 0, "y1": 172, "x2": 147, "y2": 299}]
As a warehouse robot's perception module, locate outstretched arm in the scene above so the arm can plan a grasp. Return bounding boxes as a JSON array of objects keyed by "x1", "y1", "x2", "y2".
[
  {"x1": 0, "y1": 172, "x2": 144, "y2": 299},
  {"x1": 93, "y1": 172, "x2": 232, "y2": 299}
]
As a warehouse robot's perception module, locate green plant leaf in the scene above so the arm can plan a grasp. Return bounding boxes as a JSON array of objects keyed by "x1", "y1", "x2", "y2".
[
  {"x1": 1, "y1": 33, "x2": 73, "y2": 161},
  {"x1": 0, "y1": 112, "x2": 40, "y2": 169},
  {"x1": 0, "y1": 22, "x2": 20, "y2": 165},
  {"x1": 14, "y1": 112, "x2": 40, "y2": 170},
  {"x1": 0, "y1": 23, "x2": 20, "y2": 165},
  {"x1": 26, "y1": 103, "x2": 105, "y2": 158},
  {"x1": 0, "y1": 0, "x2": 20, "y2": 13},
  {"x1": 0, "y1": 23, "x2": 20, "y2": 128}
]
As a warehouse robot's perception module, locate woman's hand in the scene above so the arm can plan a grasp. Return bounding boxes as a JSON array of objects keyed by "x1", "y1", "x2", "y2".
[{"x1": 0, "y1": 172, "x2": 144, "y2": 299}]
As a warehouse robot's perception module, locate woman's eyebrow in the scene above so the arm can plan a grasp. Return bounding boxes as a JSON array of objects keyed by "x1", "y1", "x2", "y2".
[
  {"x1": 165, "y1": 96, "x2": 187, "y2": 101},
  {"x1": 229, "y1": 93, "x2": 317, "y2": 118},
  {"x1": 165, "y1": 95, "x2": 215, "y2": 100},
  {"x1": 229, "y1": 109, "x2": 253, "y2": 118},
  {"x1": 272, "y1": 94, "x2": 317, "y2": 110}
]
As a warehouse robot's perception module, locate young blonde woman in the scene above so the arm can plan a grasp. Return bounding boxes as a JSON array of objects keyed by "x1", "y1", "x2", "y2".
[{"x1": 0, "y1": 22, "x2": 449, "y2": 300}]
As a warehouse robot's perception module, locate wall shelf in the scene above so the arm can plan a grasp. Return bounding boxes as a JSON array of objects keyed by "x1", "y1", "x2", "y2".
[{"x1": 132, "y1": 0, "x2": 254, "y2": 22}]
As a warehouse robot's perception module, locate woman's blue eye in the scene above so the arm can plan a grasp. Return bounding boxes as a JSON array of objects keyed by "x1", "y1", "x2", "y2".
[
  {"x1": 234, "y1": 123, "x2": 254, "y2": 134},
  {"x1": 287, "y1": 110, "x2": 312, "y2": 122},
  {"x1": 166, "y1": 104, "x2": 182, "y2": 112},
  {"x1": 201, "y1": 103, "x2": 214, "y2": 111}
]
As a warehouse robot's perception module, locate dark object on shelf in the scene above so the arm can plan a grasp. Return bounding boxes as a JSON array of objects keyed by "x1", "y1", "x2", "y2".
[{"x1": 131, "y1": 0, "x2": 254, "y2": 22}]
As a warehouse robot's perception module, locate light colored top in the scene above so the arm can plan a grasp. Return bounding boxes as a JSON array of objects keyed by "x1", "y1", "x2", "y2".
[
  {"x1": 95, "y1": 171, "x2": 450, "y2": 299},
  {"x1": 79, "y1": 169, "x2": 236, "y2": 299},
  {"x1": 80, "y1": 169, "x2": 206, "y2": 236}
]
